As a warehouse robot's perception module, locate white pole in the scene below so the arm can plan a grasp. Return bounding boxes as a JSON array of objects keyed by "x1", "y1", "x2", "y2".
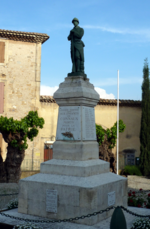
[{"x1": 117, "y1": 70, "x2": 119, "y2": 175}]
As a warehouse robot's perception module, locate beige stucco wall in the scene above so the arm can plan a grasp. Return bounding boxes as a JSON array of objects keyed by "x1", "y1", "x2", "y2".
[
  {"x1": 0, "y1": 38, "x2": 42, "y2": 170},
  {"x1": 95, "y1": 105, "x2": 141, "y2": 170},
  {"x1": 95, "y1": 105, "x2": 117, "y2": 129},
  {"x1": 119, "y1": 106, "x2": 141, "y2": 169},
  {"x1": 38, "y1": 102, "x2": 59, "y2": 162},
  {"x1": 95, "y1": 105, "x2": 117, "y2": 155}
]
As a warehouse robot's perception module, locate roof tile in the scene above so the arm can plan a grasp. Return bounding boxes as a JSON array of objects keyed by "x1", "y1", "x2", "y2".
[
  {"x1": 40, "y1": 96, "x2": 141, "y2": 107},
  {"x1": 0, "y1": 29, "x2": 49, "y2": 44}
]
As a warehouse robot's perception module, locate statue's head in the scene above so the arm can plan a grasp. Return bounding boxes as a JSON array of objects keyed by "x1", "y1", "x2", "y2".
[{"x1": 72, "y1": 18, "x2": 79, "y2": 26}]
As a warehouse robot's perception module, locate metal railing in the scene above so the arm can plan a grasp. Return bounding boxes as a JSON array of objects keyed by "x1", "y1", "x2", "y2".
[{"x1": 0, "y1": 205, "x2": 149, "y2": 224}]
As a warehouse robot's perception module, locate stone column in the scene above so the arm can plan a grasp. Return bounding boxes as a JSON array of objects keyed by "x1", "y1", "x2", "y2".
[{"x1": 53, "y1": 75, "x2": 100, "y2": 161}]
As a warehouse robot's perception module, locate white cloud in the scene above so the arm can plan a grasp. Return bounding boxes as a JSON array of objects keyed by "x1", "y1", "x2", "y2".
[
  {"x1": 83, "y1": 25, "x2": 150, "y2": 37},
  {"x1": 40, "y1": 85, "x2": 58, "y2": 96},
  {"x1": 58, "y1": 23, "x2": 150, "y2": 40},
  {"x1": 94, "y1": 87, "x2": 115, "y2": 99},
  {"x1": 40, "y1": 85, "x2": 115, "y2": 99},
  {"x1": 84, "y1": 25, "x2": 125, "y2": 34}
]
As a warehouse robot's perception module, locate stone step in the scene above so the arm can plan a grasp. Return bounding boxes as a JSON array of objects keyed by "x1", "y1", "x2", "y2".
[
  {"x1": 53, "y1": 141, "x2": 99, "y2": 161},
  {"x1": 40, "y1": 159, "x2": 110, "y2": 177}
]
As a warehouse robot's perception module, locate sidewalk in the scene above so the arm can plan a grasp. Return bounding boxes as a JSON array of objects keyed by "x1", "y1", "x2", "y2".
[{"x1": 0, "y1": 207, "x2": 150, "y2": 229}]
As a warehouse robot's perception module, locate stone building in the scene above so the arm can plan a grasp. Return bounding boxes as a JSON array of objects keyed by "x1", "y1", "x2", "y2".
[
  {"x1": 0, "y1": 29, "x2": 49, "y2": 175},
  {"x1": 0, "y1": 29, "x2": 141, "y2": 177}
]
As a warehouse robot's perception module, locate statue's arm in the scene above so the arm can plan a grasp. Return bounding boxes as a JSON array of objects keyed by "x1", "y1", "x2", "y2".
[
  {"x1": 67, "y1": 32, "x2": 72, "y2": 40},
  {"x1": 73, "y1": 28, "x2": 84, "y2": 39}
]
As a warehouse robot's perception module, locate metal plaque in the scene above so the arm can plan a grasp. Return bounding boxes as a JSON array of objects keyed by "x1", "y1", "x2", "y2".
[
  {"x1": 46, "y1": 189, "x2": 57, "y2": 213},
  {"x1": 56, "y1": 106, "x2": 81, "y2": 140},
  {"x1": 108, "y1": 191, "x2": 115, "y2": 206},
  {"x1": 82, "y1": 106, "x2": 96, "y2": 140}
]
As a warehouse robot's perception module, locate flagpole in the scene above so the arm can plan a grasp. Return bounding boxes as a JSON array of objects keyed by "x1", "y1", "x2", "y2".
[{"x1": 117, "y1": 70, "x2": 119, "y2": 175}]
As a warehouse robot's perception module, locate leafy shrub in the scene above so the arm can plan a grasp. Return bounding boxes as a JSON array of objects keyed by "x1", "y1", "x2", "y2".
[
  {"x1": 123, "y1": 165, "x2": 142, "y2": 176},
  {"x1": 13, "y1": 222, "x2": 43, "y2": 229},
  {"x1": 7, "y1": 198, "x2": 18, "y2": 209},
  {"x1": 131, "y1": 217, "x2": 150, "y2": 229}
]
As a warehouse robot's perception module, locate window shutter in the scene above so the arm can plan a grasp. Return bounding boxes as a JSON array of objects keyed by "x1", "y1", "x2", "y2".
[
  {"x1": 0, "y1": 82, "x2": 4, "y2": 113},
  {"x1": 0, "y1": 42, "x2": 5, "y2": 63}
]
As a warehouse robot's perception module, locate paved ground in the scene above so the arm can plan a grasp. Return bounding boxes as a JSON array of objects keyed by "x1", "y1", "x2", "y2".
[{"x1": 0, "y1": 207, "x2": 150, "y2": 229}]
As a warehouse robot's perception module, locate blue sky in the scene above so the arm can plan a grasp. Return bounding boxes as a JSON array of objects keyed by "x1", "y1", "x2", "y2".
[{"x1": 1, "y1": 0, "x2": 150, "y2": 100}]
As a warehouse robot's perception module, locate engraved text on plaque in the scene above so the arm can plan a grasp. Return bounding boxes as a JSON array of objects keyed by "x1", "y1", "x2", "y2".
[
  {"x1": 82, "y1": 106, "x2": 96, "y2": 140},
  {"x1": 108, "y1": 191, "x2": 115, "y2": 206},
  {"x1": 56, "y1": 106, "x2": 81, "y2": 140},
  {"x1": 46, "y1": 189, "x2": 57, "y2": 213}
]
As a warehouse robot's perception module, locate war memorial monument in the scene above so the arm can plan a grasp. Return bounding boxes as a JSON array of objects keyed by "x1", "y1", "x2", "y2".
[{"x1": 18, "y1": 18, "x2": 127, "y2": 226}]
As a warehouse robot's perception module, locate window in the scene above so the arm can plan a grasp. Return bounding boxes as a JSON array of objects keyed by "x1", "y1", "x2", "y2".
[
  {"x1": 0, "y1": 82, "x2": 4, "y2": 113},
  {"x1": 125, "y1": 153, "x2": 135, "y2": 165},
  {"x1": 0, "y1": 42, "x2": 5, "y2": 63},
  {"x1": 123, "y1": 149, "x2": 135, "y2": 166}
]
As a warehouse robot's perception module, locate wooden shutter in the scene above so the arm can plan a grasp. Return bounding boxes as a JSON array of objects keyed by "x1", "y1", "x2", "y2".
[
  {"x1": 0, "y1": 42, "x2": 5, "y2": 63},
  {"x1": 44, "y1": 148, "x2": 53, "y2": 161},
  {"x1": 0, "y1": 82, "x2": 4, "y2": 113}
]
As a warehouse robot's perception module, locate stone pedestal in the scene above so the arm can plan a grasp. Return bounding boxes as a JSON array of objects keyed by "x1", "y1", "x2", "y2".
[{"x1": 18, "y1": 76, "x2": 127, "y2": 226}]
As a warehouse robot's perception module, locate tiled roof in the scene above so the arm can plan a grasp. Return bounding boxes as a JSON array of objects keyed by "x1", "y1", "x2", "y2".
[
  {"x1": 97, "y1": 99, "x2": 141, "y2": 106},
  {"x1": 40, "y1": 96, "x2": 141, "y2": 107},
  {"x1": 40, "y1": 96, "x2": 56, "y2": 103},
  {"x1": 0, "y1": 29, "x2": 49, "y2": 44}
]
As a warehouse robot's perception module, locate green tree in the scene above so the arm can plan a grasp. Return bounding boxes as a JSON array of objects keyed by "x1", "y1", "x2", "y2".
[
  {"x1": 139, "y1": 59, "x2": 150, "y2": 176},
  {"x1": 96, "y1": 119, "x2": 126, "y2": 148},
  {"x1": 0, "y1": 111, "x2": 44, "y2": 183},
  {"x1": 96, "y1": 120, "x2": 126, "y2": 173}
]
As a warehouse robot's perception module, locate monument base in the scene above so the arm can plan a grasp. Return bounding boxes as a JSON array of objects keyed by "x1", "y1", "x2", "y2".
[
  {"x1": 68, "y1": 72, "x2": 87, "y2": 78},
  {"x1": 18, "y1": 159, "x2": 127, "y2": 226},
  {"x1": 18, "y1": 75, "x2": 127, "y2": 226}
]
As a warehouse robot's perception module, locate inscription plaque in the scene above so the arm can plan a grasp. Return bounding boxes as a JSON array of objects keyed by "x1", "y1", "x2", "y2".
[
  {"x1": 82, "y1": 106, "x2": 96, "y2": 140},
  {"x1": 56, "y1": 106, "x2": 81, "y2": 140},
  {"x1": 46, "y1": 189, "x2": 57, "y2": 213},
  {"x1": 108, "y1": 191, "x2": 115, "y2": 206}
]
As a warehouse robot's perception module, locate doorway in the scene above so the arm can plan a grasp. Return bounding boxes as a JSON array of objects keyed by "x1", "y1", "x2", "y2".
[{"x1": 44, "y1": 143, "x2": 53, "y2": 161}]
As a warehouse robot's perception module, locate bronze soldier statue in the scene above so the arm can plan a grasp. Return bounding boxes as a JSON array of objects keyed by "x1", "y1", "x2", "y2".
[{"x1": 67, "y1": 18, "x2": 86, "y2": 77}]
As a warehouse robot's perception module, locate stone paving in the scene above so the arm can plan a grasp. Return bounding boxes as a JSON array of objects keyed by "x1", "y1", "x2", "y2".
[{"x1": 0, "y1": 207, "x2": 150, "y2": 229}]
